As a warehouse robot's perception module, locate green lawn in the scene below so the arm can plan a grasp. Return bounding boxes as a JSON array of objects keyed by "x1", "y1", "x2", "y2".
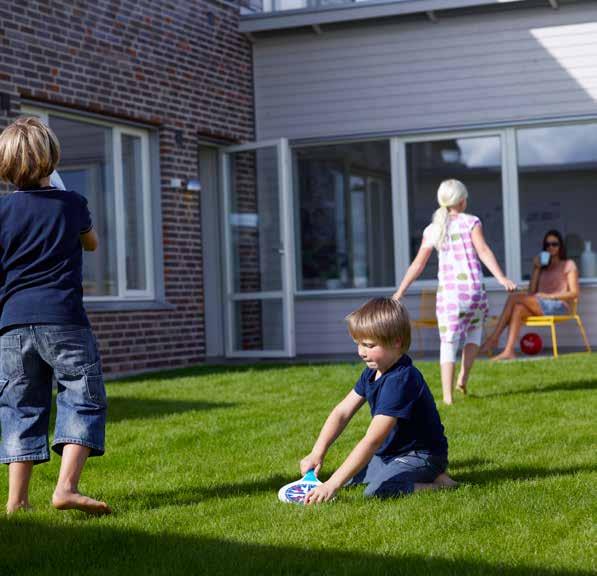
[{"x1": 0, "y1": 354, "x2": 595, "y2": 575}]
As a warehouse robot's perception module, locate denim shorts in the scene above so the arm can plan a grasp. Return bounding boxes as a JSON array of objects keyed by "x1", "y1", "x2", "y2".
[
  {"x1": 346, "y1": 450, "x2": 448, "y2": 498},
  {"x1": 537, "y1": 298, "x2": 568, "y2": 316},
  {"x1": 0, "y1": 324, "x2": 107, "y2": 464}
]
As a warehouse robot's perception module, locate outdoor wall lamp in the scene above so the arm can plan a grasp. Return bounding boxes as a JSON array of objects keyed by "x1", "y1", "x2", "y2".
[{"x1": 169, "y1": 178, "x2": 201, "y2": 192}]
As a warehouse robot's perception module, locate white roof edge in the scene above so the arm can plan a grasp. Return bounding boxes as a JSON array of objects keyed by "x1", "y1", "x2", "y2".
[{"x1": 239, "y1": 0, "x2": 530, "y2": 33}]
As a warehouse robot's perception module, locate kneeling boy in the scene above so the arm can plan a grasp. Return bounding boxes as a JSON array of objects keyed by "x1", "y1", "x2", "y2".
[{"x1": 301, "y1": 297, "x2": 456, "y2": 504}]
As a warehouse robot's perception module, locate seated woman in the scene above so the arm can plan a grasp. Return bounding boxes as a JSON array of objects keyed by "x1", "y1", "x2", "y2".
[{"x1": 481, "y1": 230, "x2": 579, "y2": 360}]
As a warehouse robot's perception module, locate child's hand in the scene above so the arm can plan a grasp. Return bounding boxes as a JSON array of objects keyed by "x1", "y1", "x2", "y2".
[
  {"x1": 499, "y1": 277, "x2": 517, "y2": 292},
  {"x1": 304, "y1": 481, "x2": 337, "y2": 505},
  {"x1": 300, "y1": 454, "x2": 323, "y2": 476}
]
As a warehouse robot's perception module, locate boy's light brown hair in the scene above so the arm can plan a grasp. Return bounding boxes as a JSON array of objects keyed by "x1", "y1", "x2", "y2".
[
  {"x1": 346, "y1": 297, "x2": 411, "y2": 354},
  {"x1": 0, "y1": 116, "x2": 60, "y2": 189}
]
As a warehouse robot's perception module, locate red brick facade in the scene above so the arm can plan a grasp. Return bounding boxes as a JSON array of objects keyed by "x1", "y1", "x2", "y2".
[{"x1": 0, "y1": 0, "x2": 255, "y2": 374}]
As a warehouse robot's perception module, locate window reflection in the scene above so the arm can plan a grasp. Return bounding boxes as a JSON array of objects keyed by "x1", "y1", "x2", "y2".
[
  {"x1": 122, "y1": 134, "x2": 147, "y2": 291},
  {"x1": 50, "y1": 116, "x2": 118, "y2": 296},
  {"x1": 518, "y1": 123, "x2": 597, "y2": 279},
  {"x1": 406, "y1": 136, "x2": 504, "y2": 280},
  {"x1": 229, "y1": 148, "x2": 282, "y2": 293},
  {"x1": 295, "y1": 141, "x2": 394, "y2": 290}
]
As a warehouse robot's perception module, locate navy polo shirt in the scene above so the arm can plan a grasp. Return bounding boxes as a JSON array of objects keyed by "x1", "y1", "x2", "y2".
[
  {"x1": 354, "y1": 355, "x2": 448, "y2": 459},
  {"x1": 0, "y1": 187, "x2": 92, "y2": 331}
]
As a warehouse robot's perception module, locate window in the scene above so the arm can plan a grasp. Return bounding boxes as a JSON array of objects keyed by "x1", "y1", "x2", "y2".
[
  {"x1": 23, "y1": 107, "x2": 154, "y2": 299},
  {"x1": 517, "y1": 123, "x2": 597, "y2": 281},
  {"x1": 292, "y1": 122, "x2": 597, "y2": 295},
  {"x1": 406, "y1": 135, "x2": 505, "y2": 280},
  {"x1": 295, "y1": 141, "x2": 394, "y2": 290}
]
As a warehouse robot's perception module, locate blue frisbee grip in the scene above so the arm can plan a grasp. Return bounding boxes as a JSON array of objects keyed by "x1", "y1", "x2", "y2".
[{"x1": 303, "y1": 469, "x2": 318, "y2": 483}]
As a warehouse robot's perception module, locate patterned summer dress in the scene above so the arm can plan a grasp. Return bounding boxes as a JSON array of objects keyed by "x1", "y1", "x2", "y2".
[{"x1": 422, "y1": 213, "x2": 489, "y2": 343}]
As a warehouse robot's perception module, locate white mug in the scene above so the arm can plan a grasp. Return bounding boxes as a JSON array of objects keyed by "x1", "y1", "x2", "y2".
[{"x1": 539, "y1": 251, "x2": 550, "y2": 267}]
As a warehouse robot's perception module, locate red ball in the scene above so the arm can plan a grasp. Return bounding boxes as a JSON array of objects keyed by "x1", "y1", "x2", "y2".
[{"x1": 520, "y1": 332, "x2": 543, "y2": 355}]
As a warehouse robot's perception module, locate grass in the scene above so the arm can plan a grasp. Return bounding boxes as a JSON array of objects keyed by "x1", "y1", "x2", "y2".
[{"x1": 0, "y1": 353, "x2": 595, "y2": 575}]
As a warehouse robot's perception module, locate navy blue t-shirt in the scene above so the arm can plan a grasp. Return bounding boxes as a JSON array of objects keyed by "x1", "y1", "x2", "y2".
[
  {"x1": 353, "y1": 355, "x2": 448, "y2": 459},
  {"x1": 0, "y1": 187, "x2": 92, "y2": 331}
]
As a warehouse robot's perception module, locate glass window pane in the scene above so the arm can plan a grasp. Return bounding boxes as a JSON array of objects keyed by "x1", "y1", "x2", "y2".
[
  {"x1": 229, "y1": 147, "x2": 282, "y2": 293},
  {"x1": 233, "y1": 299, "x2": 284, "y2": 351},
  {"x1": 406, "y1": 136, "x2": 504, "y2": 280},
  {"x1": 295, "y1": 141, "x2": 394, "y2": 290},
  {"x1": 122, "y1": 134, "x2": 147, "y2": 291},
  {"x1": 50, "y1": 116, "x2": 117, "y2": 296},
  {"x1": 517, "y1": 123, "x2": 597, "y2": 280}
]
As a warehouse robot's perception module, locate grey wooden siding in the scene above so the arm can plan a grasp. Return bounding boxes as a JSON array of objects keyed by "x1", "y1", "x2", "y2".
[
  {"x1": 254, "y1": 3, "x2": 597, "y2": 140},
  {"x1": 295, "y1": 289, "x2": 597, "y2": 355},
  {"x1": 252, "y1": 1, "x2": 597, "y2": 356}
]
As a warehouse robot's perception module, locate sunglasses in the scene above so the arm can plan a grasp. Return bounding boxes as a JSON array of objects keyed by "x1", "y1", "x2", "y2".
[{"x1": 544, "y1": 241, "x2": 560, "y2": 248}]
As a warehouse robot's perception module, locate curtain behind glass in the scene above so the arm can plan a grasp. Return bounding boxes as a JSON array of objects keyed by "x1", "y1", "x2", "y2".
[{"x1": 295, "y1": 141, "x2": 394, "y2": 290}]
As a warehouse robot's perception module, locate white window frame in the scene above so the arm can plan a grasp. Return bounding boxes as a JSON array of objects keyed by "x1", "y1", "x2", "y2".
[
  {"x1": 292, "y1": 137, "x2": 396, "y2": 297},
  {"x1": 394, "y1": 128, "x2": 516, "y2": 290},
  {"x1": 513, "y1": 118, "x2": 597, "y2": 286},
  {"x1": 22, "y1": 106, "x2": 155, "y2": 301},
  {"x1": 220, "y1": 138, "x2": 295, "y2": 358},
  {"x1": 287, "y1": 117, "x2": 597, "y2": 297},
  {"x1": 292, "y1": 131, "x2": 515, "y2": 296}
]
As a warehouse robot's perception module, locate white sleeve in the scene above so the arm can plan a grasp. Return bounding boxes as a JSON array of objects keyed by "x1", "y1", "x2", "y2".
[
  {"x1": 50, "y1": 171, "x2": 66, "y2": 190},
  {"x1": 422, "y1": 224, "x2": 437, "y2": 248}
]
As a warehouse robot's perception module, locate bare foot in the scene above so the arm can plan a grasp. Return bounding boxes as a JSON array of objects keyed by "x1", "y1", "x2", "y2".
[
  {"x1": 52, "y1": 489, "x2": 112, "y2": 515},
  {"x1": 491, "y1": 351, "x2": 517, "y2": 362},
  {"x1": 433, "y1": 473, "x2": 459, "y2": 489},
  {"x1": 6, "y1": 501, "x2": 31, "y2": 514},
  {"x1": 455, "y1": 376, "x2": 467, "y2": 395},
  {"x1": 443, "y1": 397, "x2": 453, "y2": 406}
]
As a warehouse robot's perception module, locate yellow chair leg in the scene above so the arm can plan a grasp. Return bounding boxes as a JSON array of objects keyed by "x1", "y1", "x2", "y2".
[
  {"x1": 416, "y1": 326, "x2": 423, "y2": 359},
  {"x1": 575, "y1": 316, "x2": 592, "y2": 353},
  {"x1": 550, "y1": 323, "x2": 558, "y2": 358}
]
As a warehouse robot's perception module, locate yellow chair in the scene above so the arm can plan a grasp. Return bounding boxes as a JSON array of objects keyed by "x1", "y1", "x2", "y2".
[
  {"x1": 411, "y1": 289, "x2": 438, "y2": 356},
  {"x1": 523, "y1": 299, "x2": 591, "y2": 358},
  {"x1": 411, "y1": 290, "x2": 500, "y2": 356}
]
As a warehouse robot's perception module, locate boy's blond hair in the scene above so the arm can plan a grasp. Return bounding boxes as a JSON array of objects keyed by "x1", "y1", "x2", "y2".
[
  {"x1": 346, "y1": 297, "x2": 411, "y2": 353},
  {"x1": 0, "y1": 116, "x2": 60, "y2": 189}
]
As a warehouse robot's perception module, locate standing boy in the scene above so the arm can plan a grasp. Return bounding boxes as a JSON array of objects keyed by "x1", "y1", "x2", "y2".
[
  {"x1": 301, "y1": 297, "x2": 456, "y2": 504},
  {"x1": 0, "y1": 116, "x2": 110, "y2": 514}
]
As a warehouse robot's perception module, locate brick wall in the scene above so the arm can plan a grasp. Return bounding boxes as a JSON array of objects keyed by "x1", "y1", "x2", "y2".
[{"x1": 0, "y1": 0, "x2": 255, "y2": 374}]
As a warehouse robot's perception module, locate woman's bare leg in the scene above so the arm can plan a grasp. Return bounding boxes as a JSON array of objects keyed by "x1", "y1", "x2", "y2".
[
  {"x1": 482, "y1": 294, "x2": 540, "y2": 352},
  {"x1": 481, "y1": 293, "x2": 521, "y2": 351},
  {"x1": 492, "y1": 298, "x2": 543, "y2": 361}
]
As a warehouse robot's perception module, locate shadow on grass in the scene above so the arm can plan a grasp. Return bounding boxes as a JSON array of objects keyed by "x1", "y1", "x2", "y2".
[
  {"x1": 449, "y1": 457, "x2": 494, "y2": 469},
  {"x1": 105, "y1": 397, "x2": 236, "y2": 423},
  {"x1": 452, "y1": 463, "x2": 596, "y2": 486},
  {"x1": 111, "y1": 360, "x2": 359, "y2": 385},
  {"x1": 130, "y1": 475, "x2": 288, "y2": 510},
  {"x1": 470, "y1": 378, "x2": 597, "y2": 399},
  {"x1": 0, "y1": 519, "x2": 590, "y2": 576}
]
